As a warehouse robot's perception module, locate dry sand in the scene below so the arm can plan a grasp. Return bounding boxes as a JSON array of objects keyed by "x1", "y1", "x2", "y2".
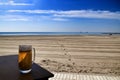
[{"x1": 0, "y1": 35, "x2": 120, "y2": 75}]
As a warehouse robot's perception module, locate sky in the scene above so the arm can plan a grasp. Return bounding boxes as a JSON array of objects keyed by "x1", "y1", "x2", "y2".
[{"x1": 0, "y1": 0, "x2": 120, "y2": 32}]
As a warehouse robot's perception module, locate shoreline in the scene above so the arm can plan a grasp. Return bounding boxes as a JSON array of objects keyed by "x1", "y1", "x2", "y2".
[
  {"x1": 0, "y1": 35, "x2": 120, "y2": 37},
  {"x1": 0, "y1": 32, "x2": 120, "y2": 36}
]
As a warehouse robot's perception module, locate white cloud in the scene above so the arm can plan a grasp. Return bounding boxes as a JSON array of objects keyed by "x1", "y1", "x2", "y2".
[
  {"x1": 8, "y1": 10, "x2": 58, "y2": 14},
  {"x1": 54, "y1": 10, "x2": 120, "y2": 20},
  {"x1": 0, "y1": 0, "x2": 33, "y2": 6},
  {"x1": 52, "y1": 18, "x2": 68, "y2": 21},
  {"x1": 7, "y1": 9, "x2": 120, "y2": 20},
  {"x1": 3, "y1": 9, "x2": 120, "y2": 22},
  {"x1": 0, "y1": 15, "x2": 29, "y2": 21},
  {"x1": 5, "y1": 18, "x2": 29, "y2": 21}
]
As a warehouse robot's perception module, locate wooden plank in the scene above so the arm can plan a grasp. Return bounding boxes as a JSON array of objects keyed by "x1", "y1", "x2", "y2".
[
  {"x1": 76, "y1": 74, "x2": 79, "y2": 80},
  {"x1": 49, "y1": 72, "x2": 120, "y2": 80},
  {"x1": 54, "y1": 72, "x2": 57, "y2": 80},
  {"x1": 86, "y1": 74, "x2": 89, "y2": 80},
  {"x1": 69, "y1": 73, "x2": 73, "y2": 80},
  {"x1": 56, "y1": 73, "x2": 60, "y2": 80},
  {"x1": 97, "y1": 75, "x2": 101, "y2": 80},
  {"x1": 99, "y1": 75, "x2": 104, "y2": 80},
  {"x1": 62, "y1": 73, "x2": 66, "y2": 80},
  {"x1": 106, "y1": 76, "x2": 114, "y2": 80},
  {"x1": 112, "y1": 76, "x2": 118, "y2": 80},
  {"x1": 89, "y1": 74, "x2": 94, "y2": 80},
  {"x1": 73, "y1": 73, "x2": 76, "y2": 80},
  {"x1": 117, "y1": 76, "x2": 120, "y2": 80}
]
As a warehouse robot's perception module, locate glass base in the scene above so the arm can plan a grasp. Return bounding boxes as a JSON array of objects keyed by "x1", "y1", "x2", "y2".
[{"x1": 20, "y1": 69, "x2": 31, "y2": 74}]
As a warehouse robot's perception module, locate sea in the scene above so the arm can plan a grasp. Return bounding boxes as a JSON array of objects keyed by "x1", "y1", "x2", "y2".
[{"x1": 0, "y1": 32, "x2": 119, "y2": 36}]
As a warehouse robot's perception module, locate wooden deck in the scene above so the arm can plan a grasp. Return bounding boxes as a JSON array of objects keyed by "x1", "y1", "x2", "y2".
[{"x1": 49, "y1": 72, "x2": 120, "y2": 80}]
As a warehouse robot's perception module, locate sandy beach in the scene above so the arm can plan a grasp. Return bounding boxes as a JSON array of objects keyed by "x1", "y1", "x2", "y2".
[{"x1": 0, "y1": 35, "x2": 120, "y2": 75}]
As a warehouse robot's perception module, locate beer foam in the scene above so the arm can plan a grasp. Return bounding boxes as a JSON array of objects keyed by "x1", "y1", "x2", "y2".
[{"x1": 19, "y1": 45, "x2": 32, "y2": 51}]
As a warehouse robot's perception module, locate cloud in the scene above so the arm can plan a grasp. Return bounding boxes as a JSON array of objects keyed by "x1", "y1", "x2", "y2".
[
  {"x1": 5, "y1": 18, "x2": 29, "y2": 21},
  {"x1": 54, "y1": 10, "x2": 120, "y2": 20},
  {"x1": 52, "y1": 18, "x2": 68, "y2": 21},
  {"x1": 0, "y1": 0, "x2": 33, "y2": 6},
  {"x1": 8, "y1": 10, "x2": 58, "y2": 14},
  {"x1": 7, "y1": 9, "x2": 120, "y2": 20},
  {"x1": 4, "y1": 9, "x2": 120, "y2": 22},
  {"x1": 0, "y1": 15, "x2": 29, "y2": 21}
]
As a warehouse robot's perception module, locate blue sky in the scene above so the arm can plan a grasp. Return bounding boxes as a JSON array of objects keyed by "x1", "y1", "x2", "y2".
[{"x1": 0, "y1": 0, "x2": 120, "y2": 32}]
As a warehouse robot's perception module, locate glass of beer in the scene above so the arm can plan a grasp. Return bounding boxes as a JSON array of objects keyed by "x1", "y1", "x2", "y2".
[{"x1": 18, "y1": 45, "x2": 35, "y2": 74}]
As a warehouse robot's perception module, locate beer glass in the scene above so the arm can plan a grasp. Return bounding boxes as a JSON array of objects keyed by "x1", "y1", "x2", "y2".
[{"x1": 18, "y1": 45, "x2": 35, "y2": 74}]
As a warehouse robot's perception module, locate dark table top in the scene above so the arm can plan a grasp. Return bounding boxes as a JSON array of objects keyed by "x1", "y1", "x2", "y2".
[{"x1": 0, "y1": 55, "x2": 54, "y2": 80}]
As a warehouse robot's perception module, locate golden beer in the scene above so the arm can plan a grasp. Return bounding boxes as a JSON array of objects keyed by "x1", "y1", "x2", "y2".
[{"x1": 18, "y1": 45, "x2": 33, "y2": 73}]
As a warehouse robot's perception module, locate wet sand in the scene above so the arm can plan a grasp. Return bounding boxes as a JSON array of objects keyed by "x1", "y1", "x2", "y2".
[{"x1": 0, "y1": 35, "x2": 120, "y2": 75}]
